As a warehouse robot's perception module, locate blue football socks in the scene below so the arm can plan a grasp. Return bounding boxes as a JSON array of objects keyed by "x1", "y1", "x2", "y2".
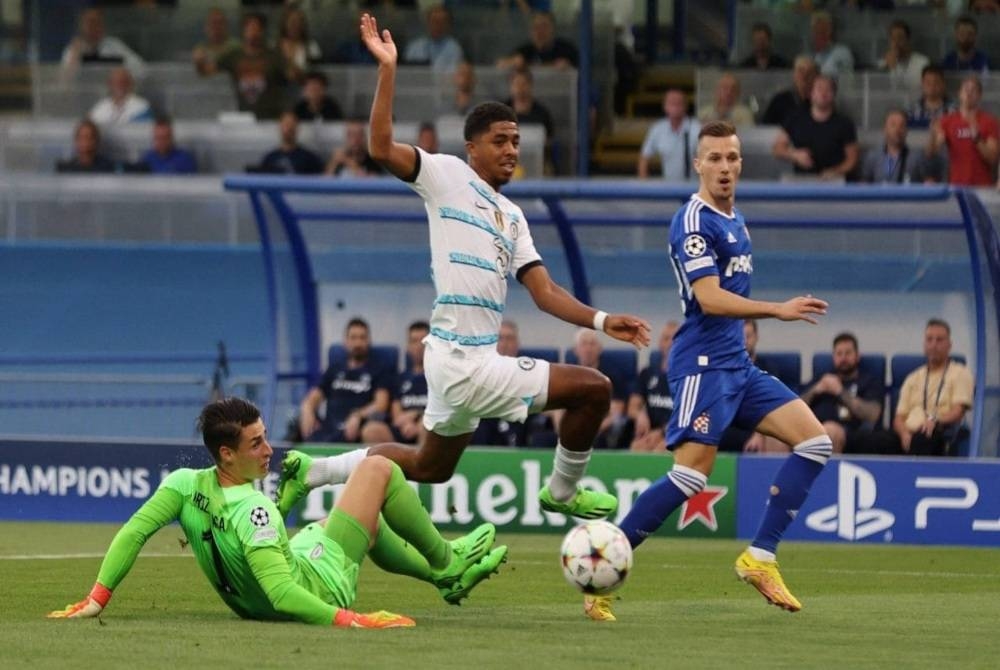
[{"x1": 619, "y1": 464, "x2": 707, "y2": 548}]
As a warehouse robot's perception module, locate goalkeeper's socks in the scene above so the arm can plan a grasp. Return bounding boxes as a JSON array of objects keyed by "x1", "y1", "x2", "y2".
[
  {"x1": 618, "y1": 465, "x2": 707, "y2": 548},
  {"x1": 306, "y1": 447, "x2": 369, "y2": 487},
  {"x1": 380, "y1": 462, "x2": 450, "y2": 570},
  {"x1": 368, "y1": 518, "x2": 433, "y2": 582},
  {"x1": 751, "y1": 436, "x2": 832, "y2": 554}
]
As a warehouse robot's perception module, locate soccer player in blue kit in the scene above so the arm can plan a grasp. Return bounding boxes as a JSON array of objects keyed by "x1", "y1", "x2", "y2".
[{"x1": 584, "y1": 120, "x2": 833, "y2": 622}]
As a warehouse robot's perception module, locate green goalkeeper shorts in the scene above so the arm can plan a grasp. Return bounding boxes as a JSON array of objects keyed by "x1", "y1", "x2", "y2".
[{"x1": 290, "y1": 511, "x2": 369, "y2": 608}]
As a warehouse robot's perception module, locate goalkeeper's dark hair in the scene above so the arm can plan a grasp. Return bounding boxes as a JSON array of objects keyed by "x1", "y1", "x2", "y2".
[
  {"x1": 464, "y1": 102, "x2": 517, "y2": 141},
  {"x1": 198, "y1": 397, "x2": 262, "y2": 461}
]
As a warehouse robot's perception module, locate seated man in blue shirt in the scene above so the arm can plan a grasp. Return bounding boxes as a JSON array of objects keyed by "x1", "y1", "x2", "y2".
[{"x1": 141, "y1": 117, "x2": 197, "y2": 175}]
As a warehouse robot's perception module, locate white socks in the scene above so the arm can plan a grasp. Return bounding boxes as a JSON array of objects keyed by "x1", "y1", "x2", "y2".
[
  {"x1": 548, "y1": 445, "x2": 592, "y2": 501},
  {"x1": 748, "y1": 546, "x2": 777, "y2": 562},
  {"x1": 305, "y1": 447, "x2": 369, "y2": 487}
]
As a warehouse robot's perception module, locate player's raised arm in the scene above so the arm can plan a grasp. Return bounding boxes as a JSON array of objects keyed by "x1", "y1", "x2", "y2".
[
  {"x1": 361, "y1": 13, "x2": 417, "y2": 180},
  {"x1": 691, "y1": 275, "x2": 828, "y2": 324},
  {"x1": 519, "y1": 264, "x2": 651, "y2": 347},
  {"x1": 47, "y1": 486, "x2": 184, "y2": 618}
]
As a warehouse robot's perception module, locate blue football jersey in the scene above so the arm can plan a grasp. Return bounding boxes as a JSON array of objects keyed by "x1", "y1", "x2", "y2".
[{"x1": 667, "y1": 195, "x2": 754, "y2": 377}]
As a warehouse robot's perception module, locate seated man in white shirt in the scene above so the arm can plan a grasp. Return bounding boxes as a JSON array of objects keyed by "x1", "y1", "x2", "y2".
[
  {"x1": 637, "y1": 89, "x2": 700, "y2": 181},
  {"x1": 61, "y1": 7, "x2": 145, "y2": 77},
  {"x1": 89, "y1": 67, "x2": 152, "y2": 125}
]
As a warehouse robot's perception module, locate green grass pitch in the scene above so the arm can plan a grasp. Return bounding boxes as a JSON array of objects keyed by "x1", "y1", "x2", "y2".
[{"x1": 3, "y1": 521, "x2": 998, "y2": 670}]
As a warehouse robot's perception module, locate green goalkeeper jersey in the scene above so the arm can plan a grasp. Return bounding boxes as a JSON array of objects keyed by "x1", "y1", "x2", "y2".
[{"x1": 94, "y1": 467, "x2": 341, "y2": 626}]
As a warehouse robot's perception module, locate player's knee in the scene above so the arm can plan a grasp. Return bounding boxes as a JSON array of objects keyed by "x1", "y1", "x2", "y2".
[
  {"x1": 356, "y1": 453, "x2": 394, "y2": 481},
  {"x1": 581, "y1": 370, "x2": 612, "y2": 407},
  {"x1": 404, "y1": 454, "x2": 455, "y2": 484}
]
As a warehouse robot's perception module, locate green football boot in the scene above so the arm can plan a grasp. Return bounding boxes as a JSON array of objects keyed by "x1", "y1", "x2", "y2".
[
  {"x1": 430, "y1": 522, "x2": 496, "y2": 591},
  {"x1": 538, "y1": 485, "x2": 618, "y2": 520},
  {"x1": 440, "y1": 545, "x2": 509, "y2": 606},
  {"x1": 275, "y1": 449, "x2": 314, "y2": 518}
]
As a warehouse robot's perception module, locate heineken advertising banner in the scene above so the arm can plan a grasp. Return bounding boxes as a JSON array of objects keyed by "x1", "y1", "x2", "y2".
[{"x1": 297, "y1": 446, "x2": 737, "y2": 538}]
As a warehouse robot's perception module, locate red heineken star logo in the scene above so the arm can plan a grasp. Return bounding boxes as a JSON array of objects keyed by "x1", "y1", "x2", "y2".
[{"x1": 678, "y1": 486, "x2": 728, "y2": 531}]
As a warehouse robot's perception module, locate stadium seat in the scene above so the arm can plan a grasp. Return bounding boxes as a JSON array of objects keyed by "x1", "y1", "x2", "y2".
[
  {"x1": 565, "y1": 349, "x2": 638, "y2": 398},
  {"x1": 327, "y1": 344, "x2": 400, "y2": 375},
  {"x1": 519, "y1": 347, "x2": 560, "y2": 363},
  {"x1": 755, "y1": 351, "x2": 801, "y2": 391}
]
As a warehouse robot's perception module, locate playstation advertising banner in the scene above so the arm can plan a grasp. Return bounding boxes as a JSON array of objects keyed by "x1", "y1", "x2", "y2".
[{"x1": 738, "y1": 457, "x2": 1000, "y2": 547}]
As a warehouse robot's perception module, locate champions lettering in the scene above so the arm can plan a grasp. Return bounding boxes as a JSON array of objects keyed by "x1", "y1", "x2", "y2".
[
  {"x1": 724, "y1": 254, "x2": 753, "y2": 277},
  {"x1": 0, "y1": 464, "x2": 151, "y2": 498}
]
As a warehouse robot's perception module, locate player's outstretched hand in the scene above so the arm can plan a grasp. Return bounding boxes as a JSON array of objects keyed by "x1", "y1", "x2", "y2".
[
  {"x1": 603, "y1": 314, "x2": 652, "y2": 348},
  {"x1": 47, "y1": 584, "x2": 112, "y2": 619},
  {"x1": 334, "y1": 608, "x2": 416, "y2": 629},
  {"x1": 776, "y1": 295, "x2": 828, "y2": 324},
  {"x1": 359, "y1": 13, "x2": 397, "y2": 66}
]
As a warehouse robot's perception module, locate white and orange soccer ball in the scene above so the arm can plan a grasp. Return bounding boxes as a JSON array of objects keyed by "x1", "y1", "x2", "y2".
[{"x1": 560, "y1": 520, "x2": 633, "y2": 595}]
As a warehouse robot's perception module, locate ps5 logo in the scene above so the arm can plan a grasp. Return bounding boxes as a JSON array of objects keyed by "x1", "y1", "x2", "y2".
[{"x1": 805, "y1": 462, "x2": 895, "y2": 541}]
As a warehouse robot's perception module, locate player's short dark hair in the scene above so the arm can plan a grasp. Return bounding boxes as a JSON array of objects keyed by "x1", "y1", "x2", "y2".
[
  {"x1": 926, "y1": 318, "x2": 951, "y2": 335},
  {"x1": 303, "y1": 70, "x2": 328, "y2": 87},
  {"x1": 921, "y1": 64, "x2": 945, "y2": 80},
  {"x1": 197, "y1": 397, "x2": 261, "y2": 462},
  {"x1": 889, "y1": 19, "x2": 911, "y2": 38},
  {"x1": 956, "y1": 15, "x2": 977, "y2": 32},
  {"x1": 464, "y1": 102, "x2": 517, "y2": 141},
  {"x1": 418, "y1": 121, "x2": 436, "y2": 134},
  {"x1": 832, "y1": 332, "x2": 858, "y2": 352},
  {"x1": 408, "y1": 320, "x2": 430, "y2": 333},
  {"x1": 751, "y1": 22, "x2": 772, "y2": 38},
  {"x1": 75, "y1": 118, "x2": 100, "y2": 141},
  {"x1": 509, "y1": 67, "x2": 533, "y2": 84},
  {"x1": 153, "y1": 115, "x2": 173, "y2": 127},
  {"x1": 698, "y1": 120, "x2": 737, "y2": 141},
  {"x1": 345, "y1": 317, "x2": 370, "y2": 335}
]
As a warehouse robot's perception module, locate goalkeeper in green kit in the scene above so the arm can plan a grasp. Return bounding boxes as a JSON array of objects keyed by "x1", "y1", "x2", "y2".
[{"x1": 48, "y1": 397, "x2": 507, "y2": 628}]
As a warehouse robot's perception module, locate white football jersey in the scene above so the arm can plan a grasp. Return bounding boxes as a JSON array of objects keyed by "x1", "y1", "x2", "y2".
[{"x1": 407, "y1": 148, "x2": 542, "y2": 350}]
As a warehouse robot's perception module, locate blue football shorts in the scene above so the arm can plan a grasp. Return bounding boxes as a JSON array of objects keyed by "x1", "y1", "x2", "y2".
[{"x1": 665, "y1": 364, "x2": 797, "y2": 449}]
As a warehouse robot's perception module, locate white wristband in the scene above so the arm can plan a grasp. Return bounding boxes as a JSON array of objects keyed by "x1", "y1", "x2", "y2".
[{"x1": 592, "y1": 310, "x2": 608, "y2": 332}]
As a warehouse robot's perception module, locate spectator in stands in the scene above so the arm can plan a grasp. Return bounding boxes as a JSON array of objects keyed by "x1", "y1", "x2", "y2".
[
  {"x1": 637, "y1": 89, "x2": 700, "y2": 180},
  {"x1": 970, "y1": 0, "x2": 1000, "y2": 12},
  {"x1": 470, "y1": 320, "x2": 557, "y2": 448},
  {"x1": 804, "y1": 11, "x2": 853, "y2": 79},
  {"x1": 628, "y1": 321, "x2": 679, "y2": 453},
  {"x1": 140, "y1": 117, "x2": 197, "y2": 175},
  {"x1": 443, "y1": 61, "x2": 479, "y2": 116},
  {"x1": 331, "y1": 10, "x2": 378, "y2": 65},
  {"x1": 293, "y1": 71, "x2": 344, "y2": 121},
  {"x1": 929, "y1": 75, "x2": 999, "y2": 186},
  {"x1": 739, "y1": 22, "x2": 788, "y2": 71},
  {"x1": 192, "y1": 7, "x2": 240, "y2": 76},
  {"x1": 278, "y1": 4, "x2": 322, "y2": 83},
  {"x1": 893, "y1": 318, "x2": 974, "y2": 456},
  {"x1": 773, "y1": 74, "x2": 859, "y2": 180},
  {"x1": 496, "y1": 11, "x2": 579, "y2": 70},
  {"x1": 325, "y1": 119, "x2": 384, "y2": 177},
  {"x1": 877, "y1": 19, "x2": 929, "y2": 95},
  {"x1": 55, "y1": 119, "x2": 116, "y2": 174},
  {"x1": 297, "y1": 317, "x2": 394, "y2": 444},
  {"x1": 907, "y1": 65, "x2": 956, "y2": 129},
  {"x1": 942, "y1": 15, "x2": 991, "y2": 73},
  {"x1": 800, "y1": 333, "x2": 886, "y2": 454},
  {"x1": 761, "y1": 55, "x2": 817, "y2": 126},
  {"x1": 504, "y1": 68, "x2": 554, "y2": 140},
  {"x1": 416, "y1": 121, "x2": 439, "y2": 153},
  {"x1": 568, "y1": 328, "x2": 628, "y2": 449},
  {"x1": 696, "y1": 72, "x2": 754, "y2": 127},
  {"x1": 404, "y1": 4, "x2": 464, "y2": 72},
  {"x1": 254, "y1": 111, "x2": 324, "y2": 174},
  {"x1": 210, "y1": 12, "x2": 288, "y2": 120},
  {"x1": 363, "y1": 320, "x2": 430, "y2": 445},
  {"x1": 88, "y1": 67, "x2": 152, "y2": 126},
  {"x1": 860, "y1": 110, "x2": 923, "y2": 183},
  {"x1": 61, "y1": 8, "x2": 145, "y2": 77}
]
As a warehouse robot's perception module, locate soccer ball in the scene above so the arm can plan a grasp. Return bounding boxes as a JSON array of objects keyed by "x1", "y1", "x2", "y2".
[{"x1": 560, "y1": 520, "x2": 633, "y2": 595}]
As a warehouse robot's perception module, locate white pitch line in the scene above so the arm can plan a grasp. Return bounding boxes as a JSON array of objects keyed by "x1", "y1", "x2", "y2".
[{"x1": 516, "y1": 559, "x2": 1000, "y2": 579}]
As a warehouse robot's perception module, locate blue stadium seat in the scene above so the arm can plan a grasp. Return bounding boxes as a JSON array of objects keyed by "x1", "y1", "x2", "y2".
[
  {"x1": 565, "y1": 348, "x2": 639, "y2": 398},
  {"x1": 327, "y1": 344, "x2": 400, "y2": 375},
  {"x1": 519, "y1": 347, "x2": 560, "y2": 363},
  {"x1": 755, "y1": 351, "x2": 802, "y2": 391}
]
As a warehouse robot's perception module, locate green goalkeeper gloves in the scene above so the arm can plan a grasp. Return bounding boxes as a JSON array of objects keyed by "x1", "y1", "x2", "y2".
[
  {"x1": 47, "y1": 583, "x2": 113, "y2": 619},
  {"x1": 333, "y1": 608, "x2": 415, "y2": 629}
]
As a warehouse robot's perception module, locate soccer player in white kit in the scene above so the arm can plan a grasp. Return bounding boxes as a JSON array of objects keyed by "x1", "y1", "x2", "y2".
[{"x1": 275, "y1": 14, "x2": 651, "y2": 523}]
